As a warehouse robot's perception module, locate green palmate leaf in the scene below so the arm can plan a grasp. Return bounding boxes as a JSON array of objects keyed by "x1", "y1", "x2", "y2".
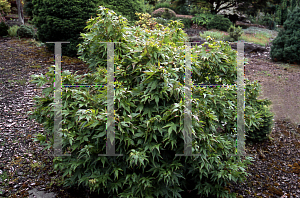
[{"x1": 92, "y1": 131, "x2": 107, "y2": 139}]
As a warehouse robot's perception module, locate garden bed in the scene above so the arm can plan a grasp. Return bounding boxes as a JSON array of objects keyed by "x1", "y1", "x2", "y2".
[{"x1": 0, "y1": 31, "x2": 300, "y2": 197}]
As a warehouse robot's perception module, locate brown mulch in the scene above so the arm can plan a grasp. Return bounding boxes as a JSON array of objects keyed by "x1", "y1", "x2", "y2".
[
  {"x1": 0, "y1": 37, "x2": 95, "y2": 198},
  {"x1": 0, "y1": 35, "x2": 300, "y2": 198}
]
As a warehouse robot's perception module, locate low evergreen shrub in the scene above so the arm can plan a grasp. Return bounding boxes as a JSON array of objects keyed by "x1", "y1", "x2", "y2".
[
  {"x1": 207, "y1": 15, "x2": 233, "y2": 32},
  {"x1": 191, "y1": 13, "x2": 215, "y2": 27},
  {"x1": 227, "y1": 25, "x2": 243, "y2": 41},
  {"x1": 17, "y1": 24, "x2": 35, "y2": 38},
  {"x1": 8, "y1": 25, "x2": 19, "y2": 37},
  {"x1": 28, "y1": 6, "x2": 274, "y2": 198}
]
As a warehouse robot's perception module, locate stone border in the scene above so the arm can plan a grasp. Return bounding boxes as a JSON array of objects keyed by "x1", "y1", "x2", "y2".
[{"x1": 176, "y1": 14, "x2": 193, "y2": 19}]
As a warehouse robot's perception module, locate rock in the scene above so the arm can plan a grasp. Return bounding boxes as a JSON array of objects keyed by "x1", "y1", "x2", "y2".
[
  {"x1": 188, "y1": 37, "x2": 208, "y2": 48},
  {"x1": 13, "y1": 184, "x2": 20, "y2": 189},
  {"x1": 229, "y1": 42, "x2": 268, "y2": 54},
  {"x1": 189, "y1": 37, "x2": 268, "y2": 54},
  {"x1": 28, "y1": 188, "x2": 57, "y2": 198},
  {"x1": 241, "y1": 19, "x2": 251, "y2": 24},
  {"x1": 236, "y1": 20, "x2": 266, "y2": 29},
  {"x1": 189, "y1": 36, "x2": 205, "y2": 43},
  {"x1": 186, "y1": 33, "x2": 269, "y2": 55}
]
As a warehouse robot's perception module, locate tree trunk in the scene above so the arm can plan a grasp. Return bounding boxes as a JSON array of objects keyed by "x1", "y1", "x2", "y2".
[{"x1": 16, "y1": 0, "x2": 24, "y2": 25}]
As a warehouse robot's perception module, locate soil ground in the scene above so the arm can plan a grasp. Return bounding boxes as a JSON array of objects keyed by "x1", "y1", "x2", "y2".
[{"x1": 245, "y1": 54, "x2": 300, "y2": 128}]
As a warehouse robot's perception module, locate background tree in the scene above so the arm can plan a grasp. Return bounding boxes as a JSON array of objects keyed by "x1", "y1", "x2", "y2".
[
  {"x1": 23, "y1": 0, "x2": 33, "y2": 19},
  {"x1": 263, "y1": 0, "x2": 281, "y2": 15},
  {"x1": 169, "y1": 0, "x2": 272, "y2": 16},
  {"x1": 0, "y1": 0, "x2": 11, "y2": 16},
  {"x1": 147, "y1": 0, "x2": 160, "y2": 6},
  {"x1": 16, "y1": 0, "x2": 24, "y2": 25},
  {"x1": 170, "y1": 0, "x2": 191, "y2": 15},
  {"x1": 188, "y1": 0, "x2": 268, "y2": 15},
  {"x1": 276, "y1": 0, "x2": 300, "y2": 25}
]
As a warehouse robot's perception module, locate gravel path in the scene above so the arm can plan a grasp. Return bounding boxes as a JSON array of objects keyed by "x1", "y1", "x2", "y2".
[{"x1": 0, "y1": 37, "x2": 93, "y2": 197}]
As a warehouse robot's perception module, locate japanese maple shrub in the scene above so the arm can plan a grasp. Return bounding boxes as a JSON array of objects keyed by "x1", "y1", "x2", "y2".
[{"x1": 28, "y1": 6, "x2": 273, "y2": 198}]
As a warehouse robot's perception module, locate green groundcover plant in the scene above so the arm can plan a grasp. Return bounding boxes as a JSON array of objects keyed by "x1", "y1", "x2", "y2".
[
  {"x1": 8, "y1": 25, "x2": 19, "y2": 37},
  {"x1": 191, "y1": 13, "x2": 215, "y2": 27},
  {"x1": 28, "y1": 6, "x2": 274, "y2": 198}
]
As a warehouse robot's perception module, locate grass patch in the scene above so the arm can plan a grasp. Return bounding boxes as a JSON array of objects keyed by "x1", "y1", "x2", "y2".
[
  {"x1": 239, "y1": 32, "x2": 270, "y2": 46},
  {"x1": 199, "y1": 29, "x2": 228, "y2": 41},
  {"x1": 199, "y1": 27, "x2": 277, "y2": 46}
]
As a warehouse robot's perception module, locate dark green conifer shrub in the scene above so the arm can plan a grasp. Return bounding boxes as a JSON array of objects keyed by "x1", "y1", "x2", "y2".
[
  {"x1": 28, "y1": 7, "x2": 274, "y2": 198},
  {"x1": 17, "y1": 24, "x2": 35, "y2": 38},
  {"x1": 0, "y1": 21, "x2": 9, "y2": 36},
  {"x1": 179, "y1": 17, "x2": 192, "y2": 29},
  {"x1": 270, "y1": 6, "x2": 300, "y2": 64},
  {"x1": 227, "y1": 25, "x2": 243, "y2": 41},
  {"x1": 95, "y1": 0, "x2": 144, "y2": 22},
  {"x1": 31, "y1": 0, "x2": 99, "y2": 58},
  {"x1": 207, "y1": 15, "x2": 233, "y2": 31}
]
